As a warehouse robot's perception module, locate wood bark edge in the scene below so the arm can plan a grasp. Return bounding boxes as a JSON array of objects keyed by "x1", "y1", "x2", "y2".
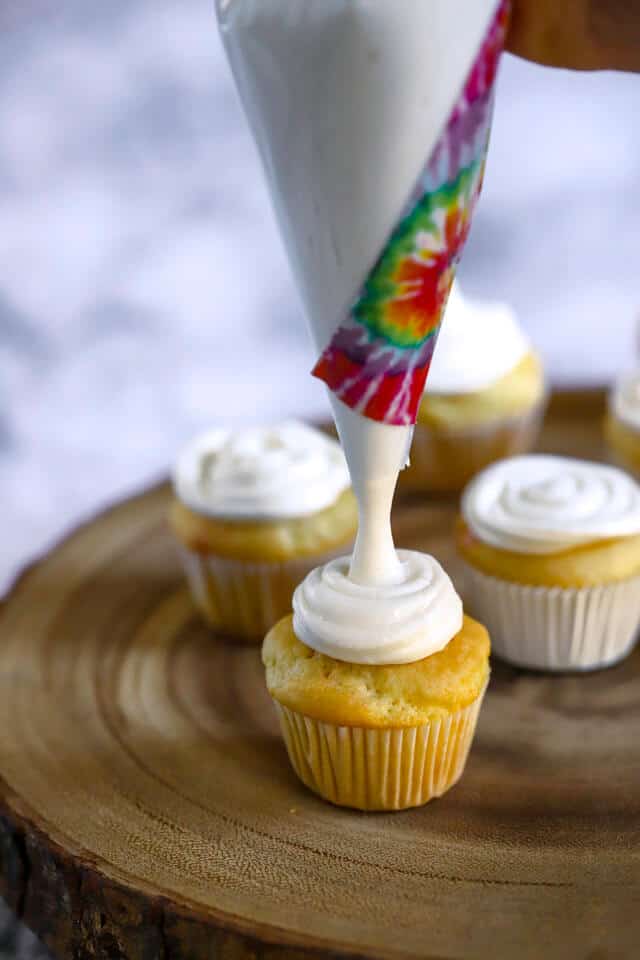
[{"x1": 0, "y1": 788, "x2": 378, "y2": 960}]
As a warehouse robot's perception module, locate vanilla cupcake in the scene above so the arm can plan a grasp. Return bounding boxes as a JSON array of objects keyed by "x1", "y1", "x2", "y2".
[
  {"x1": 403, "y1": 285, "x2": 546, "y2": 494},
  {"x1": 457, "y1": 455, "x2": 640, "y2": 671},
  {"x1": 605, "y1": 370, "x2": 640, "y2": 476},
  {"x1": 263, "y1": 552, "x2": 490, "y2": 811},
  {"x1": 170, "y1": 421, "x2": 357, "y2": 640}
]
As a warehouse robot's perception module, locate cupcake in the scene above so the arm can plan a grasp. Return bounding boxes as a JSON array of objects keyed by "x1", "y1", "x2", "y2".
[
  {"x1": 605, "y1": 370, "x2": 640, "y2": 476},
  {"x1": 457, "y1": 455, "x2": 640, "y2": 672},
  {"x1": 403, "y1": 284, "x2": 546, "y2": 493},
  {"x1": 262, "y1": 552, "x2": 490, "y2": 811},
  {"x1": 170, "y1": 421, "x2": 357, "y2": 641}
]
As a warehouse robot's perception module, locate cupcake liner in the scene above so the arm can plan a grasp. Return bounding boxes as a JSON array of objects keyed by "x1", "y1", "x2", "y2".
[
  {"x1": 462, "y1": 564, "x2": 640, "y2": 672},
  {"x1": 178, "y1": 548, "x2": 335, "y2": 642},
  {"x1": 275, "y1": 689, "x2": 486, "y2": 811},
  {"x1": 403, "y1": 400, "x2": 546, "y2": 494}
]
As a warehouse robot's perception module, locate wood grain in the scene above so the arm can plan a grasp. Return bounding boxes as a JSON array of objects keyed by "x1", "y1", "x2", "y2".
[{"x1": 1, "y1": 389, "x2": 639, "y2": 960}]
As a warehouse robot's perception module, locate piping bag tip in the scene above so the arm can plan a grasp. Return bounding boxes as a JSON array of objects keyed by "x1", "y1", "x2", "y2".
[{"x1": 313, "y1": 0, "x2": 511, "y2": 427}]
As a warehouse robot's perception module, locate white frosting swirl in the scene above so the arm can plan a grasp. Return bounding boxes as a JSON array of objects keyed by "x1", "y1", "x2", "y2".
[
  {"x1": 173, "y1": 420, "x2": 350, "y2": 519},
  {"x1": 426, "y1": 284, "x2": 530, "y2": 395},
  {"x1": 293, "y1": 551, "x2": 463, "y2": 665},
  {"x1": 462, "y1": 455, "x2": 640, "y2": 555},
  {"x1": 610, "y1": 370, "x2": 640, "y2": 432}
]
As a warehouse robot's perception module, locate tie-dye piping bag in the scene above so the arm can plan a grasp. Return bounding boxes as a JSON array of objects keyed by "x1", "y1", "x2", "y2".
[{"x1": 313, "y1": 0, "x2": 510, "y2": 426}]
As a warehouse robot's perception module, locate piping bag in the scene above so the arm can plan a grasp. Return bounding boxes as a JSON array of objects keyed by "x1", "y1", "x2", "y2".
[{"x1": 217, "y1": 0, "x2": 510, "y2": 584}]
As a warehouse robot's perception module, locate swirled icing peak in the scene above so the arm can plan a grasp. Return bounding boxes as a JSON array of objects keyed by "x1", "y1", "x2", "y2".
[
  {"x1": 610, "y1": 370, "x2": 640, "y2": 432},
  {"x1": 426, "y1": 284, "x2": 530, "y2": 395},
  {"x1": 462, "y1": 455, "x2": 640, "y2": 555},
  {"x1": 293, "y1": 551, "x2": 463, "y2": 665},
  {"x1": 173, "y1": 421, "x2": 350, "y2": 519}
]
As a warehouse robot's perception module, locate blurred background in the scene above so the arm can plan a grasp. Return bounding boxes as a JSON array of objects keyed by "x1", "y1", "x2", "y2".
[
  {"x1": 1, "y1": 0, "x2": 639, "y2": 598},
  {"x1": 0, "y1": 1, "x2": 639, "y2": 955}
]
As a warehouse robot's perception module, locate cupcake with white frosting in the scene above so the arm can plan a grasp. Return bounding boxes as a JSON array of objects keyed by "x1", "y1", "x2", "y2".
[
  {"x1": 457, "y1": 454, "x2": 640, "y2": 671},
  {"x1": 262, "y1": 552, "x2": 490, "y2": 811},
  {"x1": 605, "y1": 370, "x2": 640, "y2": 476},
  {"x1": 404, "y1": 285, "x2": 546, "y2": 493},
  {"x1": 170, "y1": 421, "x2": 357, "y2": 641}
]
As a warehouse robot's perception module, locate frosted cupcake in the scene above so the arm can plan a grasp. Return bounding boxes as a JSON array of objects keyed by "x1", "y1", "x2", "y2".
[
  {"x1": 457, "y1": 455, "x2": 640, "y2": 671},
  {"x1": 403, "y1": 285, "x2": 546, "y2": 493},
  {"x1": 263, "y1": 552, "x2": 490, "y2": 811},
  {"x1": 605, "y1": 370, "x2": 640, "y2": 476},
  {"x1": 170, "y1": 421, "x2": 357, "y2": 641}
]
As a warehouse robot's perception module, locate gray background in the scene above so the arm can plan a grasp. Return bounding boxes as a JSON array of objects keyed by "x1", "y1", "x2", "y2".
[{"x1": 1, "y1": 0, "x2": 639, "y2": 953}]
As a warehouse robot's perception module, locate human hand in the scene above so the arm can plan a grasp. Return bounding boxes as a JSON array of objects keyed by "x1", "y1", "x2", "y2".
[{"x1": 507, "y1": 0, "x2": 640, "y2": 72}]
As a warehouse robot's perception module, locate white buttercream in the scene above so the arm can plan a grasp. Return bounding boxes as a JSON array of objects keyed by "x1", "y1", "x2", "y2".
[
  {"x1": 293, "y1": 551, "x2": 463, "y2": 665},
  {"x1": 610, "y1": 370, "x2": 640, "y2": 433},
  {"x1": 173, "y1": 421, "x2": 350, "y2": 519},
  {"x1": 330, "y1": 396, "x2": 412, "y2": 586},
  {"x1": 427, "y1": 284, "x2": 531, "y2": 395},
  {"x1": 462, "y1": 455, "x2": 640, "y2": 555}
]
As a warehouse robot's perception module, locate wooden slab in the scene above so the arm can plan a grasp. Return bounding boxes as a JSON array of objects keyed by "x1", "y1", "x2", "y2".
[{"x1": 1, "y1": 390, "x2": 639, "y2": 960}]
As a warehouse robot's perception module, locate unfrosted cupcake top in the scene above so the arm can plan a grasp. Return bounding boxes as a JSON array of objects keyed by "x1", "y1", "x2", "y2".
[
  {"x1": 173, "y1": 421, "x2": 350, "y2": 520},
  {"x1": 610, "y1": 370, "x2": 640, "y2": 432},
  {"x1": 264, "y1": 614, "x2": 490, "y2": 726},
  {"x1": 292, "y1": 550, "x2": 463, "y2": 665},
  {"x1": 462, "y1": 454, "x2": 640, "y2": 554},
  {"x1": 426, "y1": 284, "x2": 531, "y2": 395}
]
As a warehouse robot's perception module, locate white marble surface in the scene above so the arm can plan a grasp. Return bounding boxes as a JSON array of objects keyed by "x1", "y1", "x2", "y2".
[{"x1": 1, "y1": 0, "x2": 640, "y2": 591}]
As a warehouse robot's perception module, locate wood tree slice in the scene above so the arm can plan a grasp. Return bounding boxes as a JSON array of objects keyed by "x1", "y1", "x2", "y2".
[{"x1": 1, "y1": 390, "x2": 639, "y2": 960}]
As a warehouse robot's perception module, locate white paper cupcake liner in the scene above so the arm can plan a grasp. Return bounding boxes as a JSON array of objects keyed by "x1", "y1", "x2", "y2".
[
  {"x1": 178, "y1": 548, "x2": 334, "y2": 641},
  {"x1": 275, "y1": 688, "x2": 486, "y2": 811},
  {"x1": 462, "y1": 564, "x2": 640, "y2": 672},
  {"x1": 404, "y1": 401, "x2": 546, "y2": 494}
]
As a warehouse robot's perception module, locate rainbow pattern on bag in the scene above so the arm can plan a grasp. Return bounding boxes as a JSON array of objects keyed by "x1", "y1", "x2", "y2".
[{"x1": 313, "y1": 0, "x2": 510, "y2": 425}]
